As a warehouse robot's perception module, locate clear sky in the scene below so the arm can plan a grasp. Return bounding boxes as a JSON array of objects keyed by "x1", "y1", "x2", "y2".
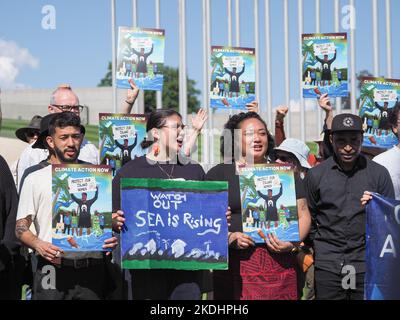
[{"x1": 0, "y1": 0, "x2": 399, "y2": 114}]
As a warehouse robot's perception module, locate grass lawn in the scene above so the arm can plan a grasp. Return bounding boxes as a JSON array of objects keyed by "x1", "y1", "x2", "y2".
[{"x1": 1, "y1": 118, "x2": 100, "y2": 147}]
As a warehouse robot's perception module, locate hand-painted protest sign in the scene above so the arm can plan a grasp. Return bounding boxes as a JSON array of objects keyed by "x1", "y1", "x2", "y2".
[
  {"x1": 120, "y1": 178, "x2": 229, "y2": 270},
  {"x1": 238, "y1": 164, "x2": 300, "y2": 243},
  {"x1": 365, "y1": 193, "x2": 400, "y2": 300},
  {"x1": 210, "y1": 46, "x2": 256, "y2": 110},
  {"x1": 358, "y1": 77, "x2": 400, "y2": 149},
  {"x1": 52, "y1": 164, "x2": 112, "y2": 252},
  {"x1": 116, "y1": 27, "x2": 165, "y2": 91},
  {"x1": 302, "y1": 33, "x2": 348, "y2": 98},
  {"x1": 99, "y1": 113, "x2": 147, "y2": 176}
]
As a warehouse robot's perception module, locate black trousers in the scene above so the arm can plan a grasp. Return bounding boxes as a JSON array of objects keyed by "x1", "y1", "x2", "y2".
[
  {"x1": 33, "y1": 257, "x2": 115, "y2": 300},
  {"x1": 315, "y1": 267, "x2": 364, "y2": 300}
]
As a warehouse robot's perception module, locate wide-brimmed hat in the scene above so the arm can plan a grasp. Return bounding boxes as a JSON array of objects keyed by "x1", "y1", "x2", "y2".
[
  {"x1": 15, "y1": 115, "x2": 42, "y2": 142},
  {"x1": 274, "y1": 138, "x2": 311, "y2": 169},
  {"x1": 32, "y1": 113, "x2": 85, "y2": 149}
]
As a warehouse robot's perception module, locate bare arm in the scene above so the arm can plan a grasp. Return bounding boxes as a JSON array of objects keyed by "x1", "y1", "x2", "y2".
[
  {"x1": 274, "y1": 106, "x2": 288, "y2": 146},
  {"x1": 318, "y1": 93, "x2": 333, "y2": 130},
  {"x1": 183, "y1": 108, "x2": 208, "y2": 157},
  {"x1": 16, "y1": 216, "x2": 63, "y2": 262},
  {"x1": 296, "y1": 198, "x2": 311, "y2": 241}
]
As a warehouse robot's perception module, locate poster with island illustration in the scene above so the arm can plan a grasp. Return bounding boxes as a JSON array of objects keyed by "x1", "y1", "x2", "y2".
[
  {"x1": 99, "y1": 113, "x2": 147, "y2": 176},
  {"x1": 210, "y1": 46, "x2": 256, "y2": 110},
  {"x1": 302, "y1": 33, "x2": 348, "y2": 98},
  {"x1": 52, "y1": 164, "x2": 113, "y2": 252},
  {"x1": 116, "y1": 27, "x2": 165, "y2": 90},
  {"x1": 238, "y1": 164, "x2": 300, "y2": 243},
  {"x1": 358, "y1": 77, "x2": 400, "y2": 149},
  {"x1": 120, "y1": 178, "x2": 229, "y2": 270}
]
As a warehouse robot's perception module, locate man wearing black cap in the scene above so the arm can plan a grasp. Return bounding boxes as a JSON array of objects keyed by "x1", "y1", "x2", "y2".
[
  {"x1": 15, "y1": 112, "x2": 119, "y2": 300},
  {"x1": 305, "y1": 113, "x2": 394, "y2": 300}
]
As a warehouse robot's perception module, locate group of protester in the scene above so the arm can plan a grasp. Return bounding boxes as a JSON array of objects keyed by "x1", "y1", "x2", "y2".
[{"x1": 0, "y1": 80, "x2": 399, "y2": 300}]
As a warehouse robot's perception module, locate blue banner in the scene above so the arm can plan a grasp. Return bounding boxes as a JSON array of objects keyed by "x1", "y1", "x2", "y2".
[{"x1": 365, "y1": 193, "x2": 400, "y2": 300}]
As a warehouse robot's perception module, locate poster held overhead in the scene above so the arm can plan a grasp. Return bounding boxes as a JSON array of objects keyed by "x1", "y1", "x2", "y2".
[
  {"x1": 210, "y1": 46, "x2": 256, "y2": 110},
  {"x1": 116, "y1": 27, "x2": 165, "y2": 91},
  {"x1": 358, "y1": 77, "x2": 400, "y2": 149},
  {"x1": 302, "y1": 33, "x2": 348, "y2": 99}
]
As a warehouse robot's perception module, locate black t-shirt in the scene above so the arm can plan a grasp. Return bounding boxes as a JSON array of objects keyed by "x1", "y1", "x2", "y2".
[
  {"x1": 112, "y1": 156, "x2": 205, "y2": 212},
  {"x1": 205, "y1": 162, "x2": 305, "y2": 233},
  {"x1": 111, "y1": 155, "x2": 207, "y2": 299}
]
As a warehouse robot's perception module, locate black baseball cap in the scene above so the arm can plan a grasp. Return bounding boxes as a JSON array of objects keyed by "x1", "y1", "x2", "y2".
[
  {"x1": 32, "y1": 113, "x2": 85, "y2": 149},
  {"x1": 331, "y1": 113, "x2": 364, "y2": 134}
]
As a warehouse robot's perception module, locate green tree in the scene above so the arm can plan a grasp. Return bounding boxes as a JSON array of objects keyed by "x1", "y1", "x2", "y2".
[
  {"x1": 98, "y1": 62, "x2": 113, "y2": 87},
  {"x1": 98, "y1": 63, "x2": 201, "y2": 113}
]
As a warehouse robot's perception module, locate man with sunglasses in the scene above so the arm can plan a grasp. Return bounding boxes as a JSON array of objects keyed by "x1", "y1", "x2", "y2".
[
  {"x1": 16, "y1": 84, "x2": 99, "y2": 190},
  {"x1": 305, "y1": 113, "x2": 394, "y2": 300}
]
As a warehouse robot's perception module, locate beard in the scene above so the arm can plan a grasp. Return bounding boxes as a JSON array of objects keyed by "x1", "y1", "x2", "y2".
[{"x1": 54, "y1": 146, "x2": 79, "y2": 163}]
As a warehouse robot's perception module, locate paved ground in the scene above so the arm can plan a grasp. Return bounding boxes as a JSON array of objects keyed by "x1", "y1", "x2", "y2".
[{"x1": 0, "y1": 137, "x2": 28, "y2": 166}]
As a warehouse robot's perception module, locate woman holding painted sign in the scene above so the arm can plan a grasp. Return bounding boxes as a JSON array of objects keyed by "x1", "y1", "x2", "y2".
[
  {"x1": 112, "y1": 109, "x2": 229, "y2": 300},
  {"x1": 206, "y1": 112, "x2": 311, "y2": 300}
]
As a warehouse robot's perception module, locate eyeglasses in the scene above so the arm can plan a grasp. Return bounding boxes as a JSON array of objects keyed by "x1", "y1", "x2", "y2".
[
  {"x1": 51, "y1": 104, "x2": 84, "y2": 112},
  {"x1": 162, "y1": 124, "x2": 186, "y2": 130}
]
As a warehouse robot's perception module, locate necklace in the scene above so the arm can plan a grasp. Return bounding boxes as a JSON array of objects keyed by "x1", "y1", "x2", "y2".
[{"x1": 156, "y1": 162, "x2": 175, "y2": 179}]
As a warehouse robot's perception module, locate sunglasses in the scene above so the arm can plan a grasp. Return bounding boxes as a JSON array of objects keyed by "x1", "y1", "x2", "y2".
[{"x1": 25, "y1": 130, "x2": 40, "y2": 139}]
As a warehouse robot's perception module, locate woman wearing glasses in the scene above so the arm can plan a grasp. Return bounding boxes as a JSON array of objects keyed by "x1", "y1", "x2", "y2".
[
  {"x1": 112, "y1": 109, "x2": 227, "y2": 300},
  {"x1": 206, "y1": 112, "x2": 311, "y2": 300}
]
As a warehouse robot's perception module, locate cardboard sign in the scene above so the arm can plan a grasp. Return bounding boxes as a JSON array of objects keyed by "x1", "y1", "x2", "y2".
[
  {"x1": 68, "y1": 176, "x2": 97, "y2": 194},
  {"x1": 112, "y1": 125, "x2": 136, "y2": 140}
]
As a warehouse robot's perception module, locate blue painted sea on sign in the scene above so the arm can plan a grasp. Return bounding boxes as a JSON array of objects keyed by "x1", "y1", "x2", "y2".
[
  {"x1": 362, "y1": 133, "x2": 398, "y2": 149},
  {"x1": 303, "y1": 82, "x2": 348, "y2": 98},
  {"x1": 210, "y1": 94, "x2": 256, "y2": 110},
  {"x1": 52, "y1": 229, "x2": 112, "y2": 252},
  {"x1": 244, "y1": 221, "x2": 300, "y2": 243},
  {"x1": 117, "y1": 74, "x2": 164, "y2": 91}
]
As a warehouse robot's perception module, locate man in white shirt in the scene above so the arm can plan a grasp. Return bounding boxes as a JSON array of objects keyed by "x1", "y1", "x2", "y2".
[
  {"x1": 15, "y1": 112, "x2": 119, "y2": 300},
  {"x1": 16, "y1": 84, "x2": 99, "y2": 189},
  {"x1": 373, "y1": 102, "x2": 400, "y2": 199}
]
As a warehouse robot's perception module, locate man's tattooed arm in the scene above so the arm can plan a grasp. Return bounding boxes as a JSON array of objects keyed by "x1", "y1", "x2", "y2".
[
  {"x1": 15, "y1": 215, "x2": 40, "y2": 250},
  {"x1": 15, "y1": 216, "x2": 32, "y2": 238}
]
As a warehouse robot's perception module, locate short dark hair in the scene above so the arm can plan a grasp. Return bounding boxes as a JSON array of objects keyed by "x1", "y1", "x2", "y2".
[
  {"x1": 140, "y1": 109, "x2": 182, "y2": 149},
  {"x1": 220, "y1": 112, "x2": 275, "y2": 161},
  {"x1": 48, "y1": 112, "x2": 84, "y2": 136},
  {"x1": 389, "y1": 101, "x2": 400, "y2": 128}
]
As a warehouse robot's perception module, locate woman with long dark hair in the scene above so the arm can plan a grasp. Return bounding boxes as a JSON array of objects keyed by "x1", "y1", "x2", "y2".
[
  {"x1": 112, "y1": 109, "x2": 218, "y2": 300},
  {"x1": 206, "y1": 112, "x2": 311, "y2": 300}
]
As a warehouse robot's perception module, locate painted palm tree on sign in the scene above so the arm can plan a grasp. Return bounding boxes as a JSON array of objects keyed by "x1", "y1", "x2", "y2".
[
  {"x1": 99, "y1": 121, "x2": 115, "y2": 159},
  {"x1": 302, "y1": 41, "x2": 316, "y2": 72},
  {"x1": 240, "y1": 175, "x2": 257, "y2": 208},
  {"x1": 359, "y1": 84, "x2": 375, "y2": 113},
  {"x1": 52, "y1": 174, "x2": 70, "y2": 222}
]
